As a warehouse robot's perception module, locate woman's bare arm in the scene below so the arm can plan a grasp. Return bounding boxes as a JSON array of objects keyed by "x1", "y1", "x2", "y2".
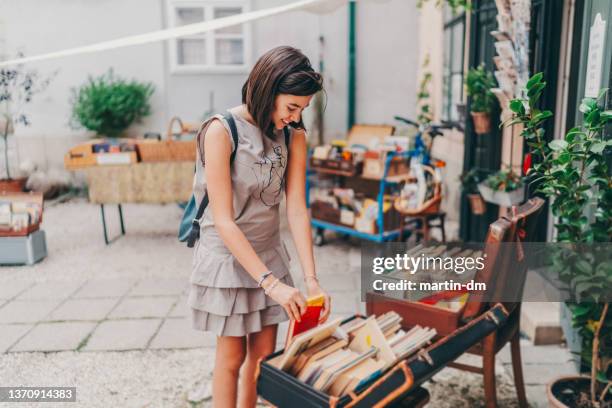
[{"x1": 285, "y1": 129, "x2": 331, "y2": 321}]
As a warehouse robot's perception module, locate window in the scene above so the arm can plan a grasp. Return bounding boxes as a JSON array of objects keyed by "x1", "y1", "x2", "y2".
[
  {"x1": 168, "y1": 1, "x2": 251, "y2": 73},
  {"x1": 442, "y1": 7, "x2": 466, "y2": 122}
]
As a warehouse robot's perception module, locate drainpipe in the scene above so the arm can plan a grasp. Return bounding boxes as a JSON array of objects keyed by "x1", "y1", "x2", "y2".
[{"x1": 347, "y1": 0, "x2": 356, "y2": 130}]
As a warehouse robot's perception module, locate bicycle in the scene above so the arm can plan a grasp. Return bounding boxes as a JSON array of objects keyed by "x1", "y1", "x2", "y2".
[{"x1": 392, "y1": 116, "x2": 463, "y2": 166}]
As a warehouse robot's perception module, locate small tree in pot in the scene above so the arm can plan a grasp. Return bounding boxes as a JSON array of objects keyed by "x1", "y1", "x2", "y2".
[
  {"x1": 71, "y1": 69, "x2": 154, "y2": 138},
  {"x1": 465, "y1": 64, "x2": 497, "y2": 135},
  {"x1": 504, "y1": 72, "x2": 611, "y2": 407},
  {"x1": 0, "y1": 63, "x2": 54, "y2": 191}
]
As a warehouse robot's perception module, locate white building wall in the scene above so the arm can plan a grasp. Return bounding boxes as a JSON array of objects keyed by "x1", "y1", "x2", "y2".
[
  {"x1": 355, "y1": 0, "x2": 419, "y2": 128},
  {"x1": 0, "y1": 0, "x2": 167, "y2": 171},
  {"x1": 0, "y1": 0, "x2": 420, "y2": 172}
]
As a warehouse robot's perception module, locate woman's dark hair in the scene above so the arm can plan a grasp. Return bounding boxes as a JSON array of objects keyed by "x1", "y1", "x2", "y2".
[{"x1": 242, "y1": 46, "x2": 323, "y2": 138}]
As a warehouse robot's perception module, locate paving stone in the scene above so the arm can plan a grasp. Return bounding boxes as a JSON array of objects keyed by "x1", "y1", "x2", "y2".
[
  {"x1": 128, "y1": 278, "x2": 188, "y2": 297},
  {"x1": 329, "y1": 292, "x2": 361, "y2": 314},
  {"x1": 46, "y1": 299, "x2": 118, "y2": 321},
  {"x1": 72, "y1": 279, "x2": 137, "y2": 299},
  {"x1": 0, "y1": 299, "x2": 62, "y2": 323},
  {"x1": 108, "y1": 297, "x2": 176, "y2": 319},
  {"x1": 10, "y1": 321, "x2": 96, "y2": 352},
  {"x1": 149, "y1": 318, "x2": 216, "y2": 349},
  {"x1": 521, "y1": 302, "x2": 563, "y2": 345},
  {"x1": 319, "y1": 273, "x2": 360, "y2": 292},
  {"x1": 168, "y1": 297, "x2": 188, "y2": 317},
  {"x1": 498, "y1": 342, "x2": 573, "y2": 366},
  {"x1": 521, "y1": 363, "x2": 577, "y2": 386},
  {"x1": 17, "y1": 281, "x2": 86, "y2": 300},
  {"x1": 0, "y1": 281, "x2": 35, "y2": 300},
  {"x1": 0, "y1": 324, "x2": 33, "y2": 353},
  {"x1": 525, "y1": 384, "x2": 549, "y2": 408},
  {"x1": 83, "y1": 319, "x2": 162, "y2": 351}
]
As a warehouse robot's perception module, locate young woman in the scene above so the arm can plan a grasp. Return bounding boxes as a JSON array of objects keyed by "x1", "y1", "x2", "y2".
[{"x1": 188, "y1": 46, "x2": 331, "y2": 408}]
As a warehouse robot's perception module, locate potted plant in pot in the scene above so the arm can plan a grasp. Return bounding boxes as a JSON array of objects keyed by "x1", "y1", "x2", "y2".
[
  {"x1": 465, "y1": 64, "x2": 497, "y2": 135},
  {"x1": 503, "y1": 72, "x2": 611, "y2": 407},
  {"x1": 0, "y1": 64, "x2": 54, "y2": 192},
  {"x1": 460, "y1": 168, "x2": 487, "y2": 214},
  {"x1": 477, "y1": 168, "x2": 524, "y2": 207},
  {"x1": 71, "y1": 69, "x2": 154, "y2": 138}
]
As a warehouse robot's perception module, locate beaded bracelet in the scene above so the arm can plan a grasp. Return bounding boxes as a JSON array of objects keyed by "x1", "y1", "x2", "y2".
[
  {"x1": 304, "y1": 275, "x2": 319, "y2": 283},
  {"x1": 264, "y1": 277, "x2": 280, "y2": 295},
  {"x1": 257, "y1": 271, "x2": 273, "y2": 287}
]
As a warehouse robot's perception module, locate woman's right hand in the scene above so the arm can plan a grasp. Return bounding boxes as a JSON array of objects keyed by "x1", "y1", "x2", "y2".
[{"x1": 265, "y1": 280, "x2": 307, "y2": 322}]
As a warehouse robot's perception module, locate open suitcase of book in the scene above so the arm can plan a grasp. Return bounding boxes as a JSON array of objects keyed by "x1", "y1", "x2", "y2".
[{"x1": 257, "y1": 303, "x2": 508, "y2": 408}]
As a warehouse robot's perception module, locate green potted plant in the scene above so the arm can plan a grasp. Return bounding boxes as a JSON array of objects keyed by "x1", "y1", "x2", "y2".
[
  {"x1": 71, "y1": 69, "x2": 154, "y2": 138},
  {"x1": 503, "y1": 72, "x2": 611, "y2": 407},
  {"x1": 477, "y1": 168, "x2": 524, "y2": 207},
  {"x1": 0, "y1": 64, "x2": 54, "y2": 192},
  {"x1": 460, "y1": 168, "x2": 487, "y2": 214},
  {"x1": 465, "y1": 64, "x2": 497, "y2": 134}
]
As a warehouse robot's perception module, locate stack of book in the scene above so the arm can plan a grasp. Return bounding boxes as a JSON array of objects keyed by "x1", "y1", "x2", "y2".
[
  {"x1": 0, "y1": 193, "x2": 43, "y2": 236},
  {"x1": 268, "y1": 312, "x2": 436, "y2": 398}
]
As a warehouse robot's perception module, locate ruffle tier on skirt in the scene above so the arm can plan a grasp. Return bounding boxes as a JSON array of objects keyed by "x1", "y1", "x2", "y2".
[{"x1": 188, "y1": 242, "x2": 294, "y2": 337}]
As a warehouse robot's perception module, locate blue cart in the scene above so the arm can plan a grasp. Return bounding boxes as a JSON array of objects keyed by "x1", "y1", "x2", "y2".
[{"x1": 306, "y1": 150, "x2": 415, "y2": 246}]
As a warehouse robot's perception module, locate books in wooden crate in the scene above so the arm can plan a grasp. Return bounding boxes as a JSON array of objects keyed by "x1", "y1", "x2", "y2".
[
  {"x1": 257, "y1": 304, "x2": 509, "y2": 408},
  {"x1": 64, "y1": 139, "x2": 138, "y2": 170},
  {"x1": 0, "y1": 192, "x2": 43, "y2": 237},
  {"x1": 309, "y1": 125, "x2": 394, "y2": 177},
  {"x1": 269, "y1": 310, "x2": 436, "y2": 399}
]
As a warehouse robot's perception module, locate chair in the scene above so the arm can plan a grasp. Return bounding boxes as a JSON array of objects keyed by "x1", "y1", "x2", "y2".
[{"x1": 366, "y1": 197, "x2": 545, "y2": 408}]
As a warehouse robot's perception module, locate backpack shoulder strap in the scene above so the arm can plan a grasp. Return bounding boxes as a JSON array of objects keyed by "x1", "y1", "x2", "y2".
[
  {"x1": 223, "y1": 111, "x2": 239, "y2": 164},
  {"x1": 192, "y1": 112, "x2": 239, "y2": 226}
]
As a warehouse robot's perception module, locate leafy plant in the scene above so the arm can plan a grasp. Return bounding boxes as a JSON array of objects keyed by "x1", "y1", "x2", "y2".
[
  {"x1": 460, "y1": 168, "x2": 487, "y2": 194},
  {"x1": 484, "y1": 169, "x2": 523, "y2": 192},
  {"x1": 71, "y1": 70, "x2": 154, "y2": 138},
  {"x1": 417, "y1": 55, "x2": 434, "y2": 126},
  {"x1": 503, "y1": 72, "x2": 611, "y2": 406},
  {"x1": 465, "y1": 64, "x2": 497, "y2": 114},
  {"x1": 416, "y1": 0, "x2": 471, "y2": 13},
  {"x1": 0, "y1": 61, "x2": 55, "y2": 179}
]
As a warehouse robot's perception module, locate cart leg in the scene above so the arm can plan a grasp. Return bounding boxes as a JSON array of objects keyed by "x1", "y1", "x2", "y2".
[
  {"x1": 118, "y1": 204, "x2": 126, "y2": 235},
  {"x1": 314, "y1": 228, "x2": 325, "y2": 246},
  {"x1": 100, "y1": 204, "x2": 126, "y2": 245},
  {"x1": 100, "y1": 204, "x2": 109, "y2": 245}
]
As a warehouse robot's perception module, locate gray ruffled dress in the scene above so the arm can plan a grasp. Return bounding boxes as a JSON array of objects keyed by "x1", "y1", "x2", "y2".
[{"x1": 188, "y1": 110, "x2": 295, "y2": 337}]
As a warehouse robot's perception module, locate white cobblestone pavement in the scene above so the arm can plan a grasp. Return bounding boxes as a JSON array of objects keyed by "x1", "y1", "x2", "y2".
[{"x1": 0, "y1": 199, "x2": 574, "y2": 407}]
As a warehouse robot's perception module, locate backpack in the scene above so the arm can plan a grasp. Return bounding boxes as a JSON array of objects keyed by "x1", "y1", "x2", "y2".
[{"x1": 179, "y1": 111, "x2": 290, "y2": 247}]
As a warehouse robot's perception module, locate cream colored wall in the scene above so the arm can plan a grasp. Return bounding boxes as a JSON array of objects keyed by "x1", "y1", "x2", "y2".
[{"x1": 417, "y1": 2, "x2": 464, "y2": 231}]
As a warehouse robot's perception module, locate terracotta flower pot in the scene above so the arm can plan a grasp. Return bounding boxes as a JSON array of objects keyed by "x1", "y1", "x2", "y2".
[
  {"x1": 471, "y1": 112, "x2": 492, "y2": 135},
  {"x1": 0, "y1": 178, "x2": 27, "y2": 193},
  {"x1": 547, "y1": 375, "x2": 596, "y2": 408},
  {"x1": 467, "y1": 193, "x2": 486, "y2": 215}
]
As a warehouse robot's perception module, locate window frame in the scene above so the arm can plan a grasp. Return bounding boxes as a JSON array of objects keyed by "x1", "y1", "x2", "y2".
[
  {"x1": 167, "y1": 0, "x2": 252, "y2": 74},
  {"x1": 441, "y1": 9, "x2": 466, "y2": 122}
]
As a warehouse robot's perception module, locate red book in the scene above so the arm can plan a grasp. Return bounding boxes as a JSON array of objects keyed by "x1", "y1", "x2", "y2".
[{"x1": 284, "y1": 295, "x2": 325, "y2": 348}]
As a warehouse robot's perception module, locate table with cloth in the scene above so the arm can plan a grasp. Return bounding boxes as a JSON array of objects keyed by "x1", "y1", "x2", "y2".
[{"x1": 85, "y1": 162, "x2": 193, "y2": 244}]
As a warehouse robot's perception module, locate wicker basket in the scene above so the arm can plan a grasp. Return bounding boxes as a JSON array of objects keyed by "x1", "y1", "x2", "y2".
[
  {"x1": 167, "y1": 116, "x2": 196, "y2": 161},
  {"x1": 393, "y1": 165, "x2": 442, "y2": 216},
  {"x1": 136, "y1": 117, "x2": 196, "y2": 162},
  {"x1": 136, "y1": 139, "x2": 173, "y2": 162}
]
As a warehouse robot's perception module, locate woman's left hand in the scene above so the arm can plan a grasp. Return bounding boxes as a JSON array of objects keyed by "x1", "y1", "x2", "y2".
[{"x1": 305, "y1": 277, "x2": 331, "y2": 323}]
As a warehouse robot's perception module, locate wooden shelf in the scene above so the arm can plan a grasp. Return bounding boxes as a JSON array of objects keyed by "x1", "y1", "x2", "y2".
[
  {"x1": 361, "y1": 173, "x2": 416, "y2": 183},
  {"x1": 309, "y1": 167, "x2": 361, "y2": 177}
]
